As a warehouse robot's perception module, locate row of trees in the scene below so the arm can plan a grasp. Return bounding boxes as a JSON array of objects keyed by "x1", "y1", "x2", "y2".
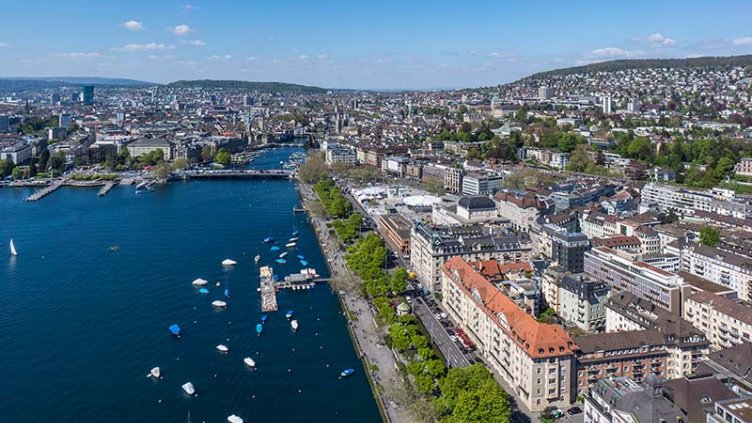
[
  {"x1": 314, "y1": 179, "x2": 352, "y2": 219},
  {"x1": 331, "y1": 213, "x2": 363, "y2": 244},
  {"x1": 298, "y1": 152, "x2": 328, "y2": 183}
]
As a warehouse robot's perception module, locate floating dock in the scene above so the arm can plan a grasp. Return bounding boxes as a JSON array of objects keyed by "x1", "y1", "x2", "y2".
[
  {"x1": 259, "y1": 266, "x2": 278, "y2": 312},
  {"x1": 26, "y1": 180, "x2": 64, "y2": 202},
  {"x1": 97, "y1": 181, "x2": 117, "y2": 197}
]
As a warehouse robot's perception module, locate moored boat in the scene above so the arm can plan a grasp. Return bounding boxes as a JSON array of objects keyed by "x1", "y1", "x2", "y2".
[
  {"x1": 285, "y1": 242, "x2": 296, "y2": 248},
  {"x1": 275, "y1": 258, "x2": 286, "y2": 264},
  {"x1": 288, "y1": 237, "x2": 299, "y2": 242},
  {"x1": 222, "y1": 259, "x2": 237, "y2": 266},
  {"x1": 227, "y1": 415, "x2": 244, "y2": 423},
  {"x1": 147, "y1": 366, "x2": 161, "y2": 379},
  {"x1": 285, "y1": 310, "x2": 294, "y2": 319},
  {"x1": 340, "y1": 368, "x2": 355, "y2": 378},
  {"x1": 270, "y1": 246, "x2": 281, "y2": 252},
  {"x1": 291, "y1": 320, "x2": 299, "y2": 331},
  {"x1": 256, "y1": 323, "x2": 263, "y2": 336},
  {"x1": 279, "y1": 252, "x2": 288, "y2": 258},
  {"x1": 261, "y1": 314, "x2": 268, "y2": 324},
  {"x1": 212, "y1": 300, "x2": 228, "y2": 308},
  {"x1": 169, "y1": 324, "x2": 181, "y2": 337},
  {"x1": 192, "y1": 278, "x2": 208, "y2": 287},
  {"x1": 198, "y1": 288, "x2": 209, "y2": 295},
  {"x1": 254, "y1": 254, "x2": 261, "y2": 263},
  {"x1": 9, "y1": 239, "x2": 17, "y2": 256},
  {"x1": 263, "y1": 237, "x2": 274, "y2": 243},
  {"x1": 181, "y1": 382, "x2": 196, "y2": 396},
  {"x1": 216, "y1": 344, "x2": 229, "y2": 353},
  {"x1": 243, "y1": 357, "x2": 256, "y2": 368}
]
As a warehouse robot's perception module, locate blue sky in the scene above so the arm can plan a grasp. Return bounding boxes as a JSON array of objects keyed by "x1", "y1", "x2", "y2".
[{"x1": 2, "y1": 0, "x2": 752, "y2": 89}]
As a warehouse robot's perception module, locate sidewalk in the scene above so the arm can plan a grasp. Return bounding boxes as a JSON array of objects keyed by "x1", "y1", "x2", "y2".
[{"x1": 299, "y1": 183, "x2": 412, "y2": 423}]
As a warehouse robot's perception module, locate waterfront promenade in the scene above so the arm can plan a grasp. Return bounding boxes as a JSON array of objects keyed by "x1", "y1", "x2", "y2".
[{"x1": 299, "y1": 182, "x2": 412, "y2": 423}]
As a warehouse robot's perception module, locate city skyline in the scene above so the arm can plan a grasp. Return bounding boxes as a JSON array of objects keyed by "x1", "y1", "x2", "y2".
[{"x1": 3, "y1": 0, "x2": 752, "y2": 89}]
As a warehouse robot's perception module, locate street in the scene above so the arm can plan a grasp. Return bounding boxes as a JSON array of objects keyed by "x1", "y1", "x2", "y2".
[{"x1": 412, "y1": 297, "x2": 471, "y2": 368}]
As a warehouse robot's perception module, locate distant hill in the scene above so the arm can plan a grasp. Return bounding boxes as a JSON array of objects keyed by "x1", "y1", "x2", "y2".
[
  {"x1": 167, "y1": 79, "x2": 327, "y2": 93},
  {"x1": 527, "y1": 55, "x2": 752, "y2": 79},
  {"x1": 0, "y1": 77, "x2": 154, "y2": 91}
]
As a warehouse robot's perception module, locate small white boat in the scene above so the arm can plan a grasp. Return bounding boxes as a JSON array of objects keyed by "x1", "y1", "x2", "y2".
[
  {"x1": 216, "y1": 344, "x2": 229, "y2": 353},
  {"x1": 182, "y1": 381, "x2": 196, "y2": 396},
  {"x1": 243, "y1": 357, "x2": 256, "y2": 368},
  {"x1": 147, "y1": 366, "x2": 161, "y2": 379},
  {"x1": 288, "y1": 237, "x2": 299, "y2": 242},
  {"x1": 227, "y1": 415, "x2": 244, "y2": 423},
  {"x1": 291, "y1": 320, "x2": 299, "y2": 331},
  {"x1": 212, "y1": 300, "x2": 228, "y2": 308},
  {"x1": 285, "y1": 242, "x2": 296, "y2": 248},
  {"x1": 254, "y1": 255, "x2": 261, "y2": 263},
  {"x1": 192, "y1": 278, "x2": 208, "y2": 287},
  {"x1": 279, "y1": 252, "x2": 288, "y2": 258},
  {"x1": 222, "y1": 259, "x2": 237, "y2": 266},
  {"x1": 10, "y1": 239, "x2": 17, "y2": 256}
]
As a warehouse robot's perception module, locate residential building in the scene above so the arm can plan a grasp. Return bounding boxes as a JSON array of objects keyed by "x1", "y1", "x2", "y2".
[
  {"x1": 0, "y1": 115, "x2": 9, "y2": 132},
  {"x1": 584, "y1": 376, "x2": 681, "y2": 423},
  {"x1": 1, "y1": 142, "x2": 32, "y2": 165},
  {"x1": 640, "y1": 183, "x2": 752, "y2": 220},
  {"x1": 325, "y1": 146, "x2": 356, "y2": 166},
  {"x1": 552, "y1": 231, "x2": 591, "y2": 273},
  {"x1": 706, "y1": 397, "x2": 752, "y2": 423},
  {"x1": 443, "y1": 167, "x2": 463, "y2": 193},
  {"x1": 432, "y1": 195, "x2": 504, "y2": 226},
  {"x1": 538, "y1": 85, "x2": 553, "y2": 99},
  {"x1": 461, "y1": 172, "x2": 504, "y2": 195},
  {"x1": 494, "y1": 190, "x2": 552, "y2": 232},
  {"x1": 410, "y1": 223, "x2": 532, "y2": 291},
  {"x1": 734, "y1": 158, "x2": 752, "y2": 177},
  {"x1": 125, "y1": 138, "x2": 173, "y2": 160},
  {"x1": 585, "y1": 247, "x2": 688, "y2": 314},
  {"x1": 554, "y1": 273, "x2": 610, "y2": 333},
  {"x1": 441, "y1": 257, "x2": 577, "y2": 412},
  {"x1": 683, "y1": 291, "x2": 752, "y2": 350}
]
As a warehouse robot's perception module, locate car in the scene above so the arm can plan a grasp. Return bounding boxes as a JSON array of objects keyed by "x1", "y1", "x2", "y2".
[
  {"x1": 567, "y1": 407, "x2": 582, "y2": 416},
  {"x1": 440, "y1": 312, "x2": 448, "y2": 319},
  {"x1": 449, "y1": 335, "x2": 458, "y2": 342}
]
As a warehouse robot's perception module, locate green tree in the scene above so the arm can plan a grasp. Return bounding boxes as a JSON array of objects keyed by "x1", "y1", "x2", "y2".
[
  {"x1": 414, "y1": 373, "x2": 435, "y2": 395},
  {"x1": 557, "y1": 133, "x2": 579, "y2": 153},
  {"x1": 298, "y1": 152, "x2": 328, "y2": 184},
  {"x1": 715, "y1": 157, "x2": 735, "y2": 179},
  {"x1": 0, "y1": 159, "x2": 12, "y2": 177},
  {"x1": 214, "y1": 148, "x2": 231, "y2": 165},
  {"x1": 38, "y1": 149, "x2": 50, "y2": 170},
  {"x1": 699, "y1": 227, "x2": 721, "y2": 247},
  {"x1": 425, "y1": 359, "x2": 446, "y2": 378},
  {"x1": 11, "y1": 166, "x2": 22, "y2": 180},
  {"x1": 391, "y1": 268, "x2": 409, "y2": 294},
  {"x1": 172, "y1": 157, "x2": 188, "y2": 170},
  {"x1": 49, "y1": 153, "x2": 65, "y2": 173},
  {"x1": 201, "y1": 145, "x2": 214, "y2": 162},
  {"x1": 389, "y1": 324, "x2": 411, "y2": 351}
]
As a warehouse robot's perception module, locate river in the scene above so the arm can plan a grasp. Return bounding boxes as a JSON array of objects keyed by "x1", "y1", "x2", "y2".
[{"x1": 0, "y1": 146, "x2": 381, "y2": 423}]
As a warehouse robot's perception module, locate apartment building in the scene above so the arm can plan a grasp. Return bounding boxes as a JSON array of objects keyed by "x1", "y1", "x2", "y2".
[
  {"x1": 640, "y1": 183, "x2": 752, "y2": 220},
  {"x1": 441, "y1": 257, "x2": 577, "y2": 412},
  {"x1": 443, "y1": 167, "x2": 463, "y2": 193},
  {"x1": 683, "y1": 291, "x2": 752, "y2": 350},
  {"x1": 410, "y1": 223, "x2": 532, "y2": 291},
  {"x1": 667, "y1": 240, "x2": 752, "y2": 303},
  {"x1": 584, "y1": 247, "x2": 687, "y2": 314},
  {"x1": 706, "y1": 398, "x2": 752, "y2": 423},
  {"x1": 493, "y1": 190, "x2": 552, "y2": 232},
  {"x1": 553, "y1": 274, "x2": 610, "y2": 333}
]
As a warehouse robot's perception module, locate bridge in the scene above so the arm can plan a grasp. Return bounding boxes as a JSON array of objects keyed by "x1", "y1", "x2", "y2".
[{"x1": 181, "y1": 169, "x2": 294, "y2": 180}]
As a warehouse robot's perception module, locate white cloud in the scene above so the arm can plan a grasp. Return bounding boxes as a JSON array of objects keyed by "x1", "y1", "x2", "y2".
[
  {"x1": 51, "y1": 52, "x2": 102, "y2": 58},
  {"x1": 122, "y1": 20, "x2": 143, "y2": 31},
  {"x1": 298, "y1": 54, "x2": 310, "y2": 60},
  {"x1": 207, "y1": 54, "x2": 232, "y2": 61},
  {"x1": 590, "y1": 47, "x2": 631, "y2": 58},
  {"x1": 170, "y1": 24, "x2": 192, "y2": 35},
  {"x1": 181, "y1": 39, "x2": 206, "y2": 46},
  {"x1": 646, "y1": 33, "x2": 676, "y2": 47},
  {"x1": 176, "y1": 60, "x2": 198, "y2": 66},
  {"x1": 182, "y1": 4, "x2": 197, "y2": 12},
  {"x1": 732, "y1": 37, "x2": 752, "y2": 46},
  {"x1": 246, "y1": 56, "x2": 257, "y2": 61},
  {"x1": 117, "y1": 43, "x2": 175, "y2": 52}
]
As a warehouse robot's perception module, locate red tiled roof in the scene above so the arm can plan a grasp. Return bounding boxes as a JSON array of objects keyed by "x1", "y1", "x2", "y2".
[{"x1": 442, "y1": 257, "x2": 577, "y2": 359}]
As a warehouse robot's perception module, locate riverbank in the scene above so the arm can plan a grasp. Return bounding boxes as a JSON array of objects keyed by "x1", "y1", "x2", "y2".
[{"x1": 297, "y1": 180, "x2": 413, "y2": 423}]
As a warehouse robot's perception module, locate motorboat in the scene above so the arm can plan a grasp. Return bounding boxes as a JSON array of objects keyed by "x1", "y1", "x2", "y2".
[
  {"x1": 300, "y1": 260, "x2": 309, "y2": 267},
  {"x1": 192, "y1": 278, "x2": 208, "y2": 287},
  {"x1": 181, "y1": 381, "x2": 196, "y2": 396},
  {"x1": 9, "y1": 239, "x2": 17, "y2": 256},
  {"x1": 285, "y1": 242, "x2": 296, "y2": 248},
  {"x1": 275, "y1": 258, "x2": 286, "y2": 264},
  {"x1": 270, "y1": 246, "x2": 281, "y2": 252},
  {"x1": 243, "y1": 357, "x2": 256, "y2": 368},
  {"x1": 263, "y1": 237, "x2": 274, "y2": 243},
  {"x1": 224, "y1": 288, "x2": 230, "y2": 298},
  {"x1": 340, "y1": 368, "x2": 355, "y2": 378},
  {"x1": 216, "y1": 344, "x2": 229, "y2": 353},
  {"x1": 212, "y1": 300, "x2": 228, "y2": 308},
  {"x1": 261, "y1": 314, "x2": 268, "y2": 324},
  {"x1": 147, "y1": 366, "x2": 161, "y2": 379},
  {"x1": 285, "y1": 310, "x2": 294, "y2": 319},
  {"x1": 296, "y1": 254, "x2": 305, "y2": 260},
  {"x1": 169, "y1": 324, "x2": 181, "y2": 337},
  {"x1": 288, "y1": 237, "x2": 299, "y2": 242},
  {"x1": 256, "y1": 323, "x2": 263, "y2": 336},
  {"x1": 254, "y1": 255, "x2": 261, "y2": 263},
  {"x1": 227, "y1": 415, "x2": 244, "y2": 423},
  {"x1": 292, "y1": 231, "x2": 299, "y2": 237},
  {"x1": 222, "y1": 259, "x2": 237, "y2": 266},
  {"x1": 198, "y1": 288, "x2": 209, "y2": 295},
  {"x1": 279, "y1": 252, "x2": 288, "y2": 258},
  {"x1": 215, "y1": 281, "x2": 221, "y2": 287},
  {"x1": 291, "y1": 320, "x2": 299, "y2": 331}
]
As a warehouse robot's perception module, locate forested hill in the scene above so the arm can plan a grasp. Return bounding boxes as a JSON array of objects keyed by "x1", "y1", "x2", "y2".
[
  {"x1": 527, "y1": 55, "x2": 752, "y2": 79},
  {"x1": 167, "y1": 79, "x2": 327, "y2": 93}
]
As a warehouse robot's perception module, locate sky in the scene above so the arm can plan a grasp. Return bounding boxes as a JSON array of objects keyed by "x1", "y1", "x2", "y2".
[{"x1": 2, "y1": 0, "x2": 752, "y2": 89}]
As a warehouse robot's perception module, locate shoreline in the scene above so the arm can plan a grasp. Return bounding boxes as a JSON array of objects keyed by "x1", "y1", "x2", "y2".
[{"x1": 296, "y1": 179, "x2": 412, "y2": 423}]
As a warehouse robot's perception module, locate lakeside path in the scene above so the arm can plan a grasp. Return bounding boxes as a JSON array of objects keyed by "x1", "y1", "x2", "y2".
[{"x1": 297, "y1": 181, "x2": 413, "y2": 423}]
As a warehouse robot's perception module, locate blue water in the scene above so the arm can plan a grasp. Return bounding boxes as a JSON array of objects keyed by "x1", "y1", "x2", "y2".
[{"x1": 0, "y1": 147, "x2": 380, "y2": 422}]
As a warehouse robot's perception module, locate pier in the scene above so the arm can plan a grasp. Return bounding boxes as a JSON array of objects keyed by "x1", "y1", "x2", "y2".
[
  {"x1": 183, "y1": 169, "x2": 293, "y2": 180},
  {"x1": 259, "y1": 266, "x2": 278, "y2": 312},
  {"x1": 97, "y1": 181, "x2": 117, "y2": 197},
  {"x1": 26, "y1": 180, "x2": 64, "y2": 202}
]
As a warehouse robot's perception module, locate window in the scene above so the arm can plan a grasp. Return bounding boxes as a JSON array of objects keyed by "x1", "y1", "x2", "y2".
[{"x1": 549, "y1": 368, "x2": 556, "y2": 374}]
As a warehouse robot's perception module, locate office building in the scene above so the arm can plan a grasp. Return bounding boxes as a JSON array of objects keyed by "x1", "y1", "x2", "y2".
[
  {"x1": 538, "y1": 85, "x2": 553, "y2": 99},
  {"x1": 461, "y1": 172, "x2": 504, "y2": 195},
  {"x1": 552, "y1": 231, "x2": 591, "y2": 273},
  {"x1": 0, "y1": 114, "x2": 9, "y2": 132},
  {"x1": 640, "y1": 183, "x2": 752, "y2": 220},
  {"x1": 81, "y1": 85, "x2": 94, "y2": 105}
]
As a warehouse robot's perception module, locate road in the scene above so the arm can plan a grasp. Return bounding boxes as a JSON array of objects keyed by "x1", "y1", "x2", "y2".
[
  {"x1": 299, "y1": 182, "x2": 412, "y2": 423},
  {"x1": 412, "y1": 297, "x2": 471, "y2": 368}
]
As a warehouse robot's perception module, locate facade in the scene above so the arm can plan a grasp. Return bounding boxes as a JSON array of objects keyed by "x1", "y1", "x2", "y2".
[
  {"x1": 325, "y1": 146, "x2": 356, "y2": 166},
  {"x1": 640, "y1": 183, "x2": 752, "y2": 220},
  {"x1": 734, "y1": 158, "x2": 752, "y2": 177},
  {"x1": 557, "y1": 274, "x2": 610, "y2": 333},
  {"x1": 461, "y1": 172, "x2": 504, "y2": 195},
  {"x1": 443, "y1": 167, "x2": 463, "y2": 193},
  {"x1": 378, "y1": 214, "x2": 412, "y2": 255},
  {"x1": 441, "y1": 257, "x2": 577, "y2": 412},
  {"x1": 584, "y1": 247, "x2": 686, "y2": 314},
  {"x1": 683, "y1": 291, "x2": 752, "y2": 350},
  {"x1": 0, "y1": 114, "x2": 9, "y2": 132},
  {"x1": 1, "y1": 142, "x2": 32, "y2": 165},
  {"x1": 707, "y1": 398, "x2": 752, "y2": 423},
  {"x1": 125, "y1": 138, "x2": 173, "y2": 160},
  {"x1": 410, "y1": 223, "x2": 532, "y2": 291},
  {"x1": 81, "y1": 85, "x2": 94, "y2": 105},
  {"x1": 552, "y1": 231, "x2": 591, "y2": 273},
  {"x1": 494, "y1": 190, "x2": 551, "y2": 232}
]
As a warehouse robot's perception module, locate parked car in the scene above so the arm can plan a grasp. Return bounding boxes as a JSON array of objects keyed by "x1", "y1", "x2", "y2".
[{"x1": 567, "y1": 407, "x2": 582, "y2": 416}]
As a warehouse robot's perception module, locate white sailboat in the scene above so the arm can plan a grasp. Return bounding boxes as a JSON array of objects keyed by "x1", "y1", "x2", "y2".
[
  {"x1": 291, "y1": 320, "x2": 299, "y2": 331},
  {"x1": 216, "y1": 344, "x2": 229, "y2": 353},
  {"x1": 182, "y1": 382, "x2": 196, "y2": 396},
  {"x1": 147, "y1": 366, "x2": 161, "y2": 379},
  {"x1": 243, "y1": 357, "x2": 256, "y2": 368},
  {"x1": 10, "y1": 239, "x2": 17, "y2": 256}
]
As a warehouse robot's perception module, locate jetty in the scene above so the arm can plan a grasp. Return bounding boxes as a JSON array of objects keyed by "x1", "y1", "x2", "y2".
[
  {"x1": 26, "y1": 180, "x2": 64, "y2": 202},
  {"x1": 97, "y1": 181, "x2": 117, "y2": 197},
  {"x1": 259, "y1": 266, "x2": 278, "y2": 312},
  {"x1": 182, "y1": 169, "x2": 293, "y2": 180}
]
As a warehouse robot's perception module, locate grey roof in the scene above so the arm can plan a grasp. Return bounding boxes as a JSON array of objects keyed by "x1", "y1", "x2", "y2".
[
  {"x1": 458, "y1": 195, "x2": 496, "y2": 211},
  {"x1": 592, "y1": 376, "x2": 685, "y2": 423},
  {"x1": 707, "y1": 342, "x2": 752, "y2": 384},
  {"x1": 560, "y1": 274, "x2": 610, "y2": 299},
  {"x1": 663, "y1": 375, "x2": 737, "y2": 423}
]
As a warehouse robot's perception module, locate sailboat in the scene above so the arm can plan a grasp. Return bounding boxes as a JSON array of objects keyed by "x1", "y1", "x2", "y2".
[{"x1": 10, "y1": 239, "x2": 17, "y2": 256}]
